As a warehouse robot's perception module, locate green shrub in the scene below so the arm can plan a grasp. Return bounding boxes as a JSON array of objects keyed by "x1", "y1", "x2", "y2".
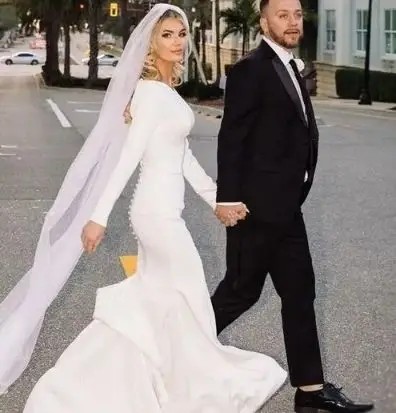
[
  {"x1": 204, "y1": 63, "x2": 212, "y2": 80},
  {"x1": 335, "y1": 68, "x2": 396, "y2": 103},
  {"x1": 42, "y1": 71, "x2": 111, "y2": 90},
  {"x1": 197, "y1": 83, "x2": 222, "y2": 100},
  {"x1": 176, "y1": 81, "x2": 223, "y2": 100},
  {"x1": 176, "y1": 80, "x2": 197, "y2": 98},
  {"x1": 224, "y1": 64, "x2": 234, "y2": 76}
]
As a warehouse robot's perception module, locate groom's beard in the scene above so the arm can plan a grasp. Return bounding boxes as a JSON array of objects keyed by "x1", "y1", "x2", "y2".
[{"x1": 267, "y1": 27, "x2": 303, "y2": 50}]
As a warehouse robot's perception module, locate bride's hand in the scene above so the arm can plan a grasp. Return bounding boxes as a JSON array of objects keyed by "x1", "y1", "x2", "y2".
[
  {"x1": 123, "y1": 105, "x2": 132, "y2": 124},
  {"x1": 81, "y1": 221, "x2": 105, "y2": 254}
]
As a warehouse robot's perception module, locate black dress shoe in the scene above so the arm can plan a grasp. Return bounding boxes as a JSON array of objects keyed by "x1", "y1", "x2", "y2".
[{"x1": 294, "y1": 382, "x2": 374, "y2": 412}]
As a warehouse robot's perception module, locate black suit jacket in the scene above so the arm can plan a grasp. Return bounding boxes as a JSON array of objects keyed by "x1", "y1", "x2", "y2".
[{"x1": 216, "y1": 40, "x2": 319, "y2": 223}]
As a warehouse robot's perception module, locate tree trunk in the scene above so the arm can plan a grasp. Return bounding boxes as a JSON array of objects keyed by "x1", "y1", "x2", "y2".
[
  {"x1": 194, "y1": 26, "x2": 200, "y2": 82},
  {"x1": 63, "y1": 22, "x2": 71, "y2": 79},
  {"x1": 43, "y1": 10, "x2": 62, "y2": 85},
  {"x1": 246, "y1": 28, "x2": 250, "y2": 55},
  {"x1": 120, "y1": 0, "x2": 129, "y2": 48},
  {"x1": 214, "y1": 0, "x2": 221, "y2": 83},
  {"x1": 87, "y1": 0, "x2": 99, "y2": 86},
  {"x1": 242, "y1": 31, "x2": 246, "y2": 56},
  {"x1": 201, "y1": 21, "x2": 206, "y2": 70}
]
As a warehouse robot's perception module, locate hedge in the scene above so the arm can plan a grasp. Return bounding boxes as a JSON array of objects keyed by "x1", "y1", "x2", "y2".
[
  {"x1": 176, "y1": 80, "x2": 223, "y2": 100},
  {"x1": 42, "y1": 72, "x2": 223, "y2": 101},
  {"x1": 335, "y1": 68, "x2": 396, "y2": 103}
]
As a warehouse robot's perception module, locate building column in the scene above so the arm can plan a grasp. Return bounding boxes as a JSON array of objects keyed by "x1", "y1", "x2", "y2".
[{"x1": 335, "y1": 0, "x2": 352, "y2": 66}]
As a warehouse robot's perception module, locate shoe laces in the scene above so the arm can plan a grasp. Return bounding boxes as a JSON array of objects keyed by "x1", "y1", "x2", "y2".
[{"x1": 325, "y1": 383, "x2": 350, "y2": 401}]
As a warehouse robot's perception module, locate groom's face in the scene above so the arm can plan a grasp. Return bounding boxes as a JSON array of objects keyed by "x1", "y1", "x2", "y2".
[{"x1": 260, "y1": 0, "x2": 304, "y2": 50}]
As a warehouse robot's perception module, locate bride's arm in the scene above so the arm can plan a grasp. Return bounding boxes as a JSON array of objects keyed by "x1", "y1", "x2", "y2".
[
  {"x1": 90, "y1": 84, "x2": 157, "y2": 227},
  {"x1": 183, "y1": 139, "x2": 217, "y2": 210}
]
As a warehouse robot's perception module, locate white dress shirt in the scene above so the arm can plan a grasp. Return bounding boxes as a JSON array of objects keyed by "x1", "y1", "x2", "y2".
[{"x1": 262, "y1": 36, "x2": 307, "y2": 121}]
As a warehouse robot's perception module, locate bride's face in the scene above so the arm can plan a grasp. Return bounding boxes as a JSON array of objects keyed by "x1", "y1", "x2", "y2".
[{"x1": 152, "y1": 17, "x2": 188, "y2": 64}]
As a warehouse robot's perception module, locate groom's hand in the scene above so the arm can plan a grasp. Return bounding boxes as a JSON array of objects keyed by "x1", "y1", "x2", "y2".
[{"x1": 215, "y1": 204, "x2": 249, "y2": 227}]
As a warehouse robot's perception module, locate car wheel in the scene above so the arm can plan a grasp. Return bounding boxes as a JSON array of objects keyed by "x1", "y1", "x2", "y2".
[
  {"x1": 31, "y1": 60, "x2": 39, "y2": 65},
  {"x1": 5, "y1": 59, "x2": 13, "y2": 65},
  {"x1": 112, "y1": 61, "x2": 118, "y2": 67}
]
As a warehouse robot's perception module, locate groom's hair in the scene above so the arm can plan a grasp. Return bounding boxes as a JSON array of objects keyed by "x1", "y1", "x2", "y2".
[{"x1": 259, "y1": 0, "x2": 270, "y2": 14}]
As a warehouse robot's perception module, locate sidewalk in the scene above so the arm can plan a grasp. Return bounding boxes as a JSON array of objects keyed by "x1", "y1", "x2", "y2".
[
  {"x1": 312, "y1": 96, "x2": 395, "y2": 112},
  {"x1": 189, "y1": 96, "x2": 396, "y2": 119}
]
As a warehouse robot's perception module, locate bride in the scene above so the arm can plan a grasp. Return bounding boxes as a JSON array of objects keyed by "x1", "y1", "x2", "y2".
[{"x1": 2, "y1": 4, "x2": 286, "y2": 412}]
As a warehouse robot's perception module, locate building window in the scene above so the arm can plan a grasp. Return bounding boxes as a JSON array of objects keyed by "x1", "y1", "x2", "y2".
[
  {"x1": 356, "y1": 9, "x2": 368, "y2": 52},
  {"x1": 385, "y1": 9, "x2": 396, "y2": 54},
  {"x1": 325, "y1": 10, "x2": 336, "y2": 51}
]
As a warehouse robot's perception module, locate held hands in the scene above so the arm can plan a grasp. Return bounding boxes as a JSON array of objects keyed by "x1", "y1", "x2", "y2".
[
  {"x1": 81, "y1": 221, "x2": 105, "y2": 254},
  {"x1": 215, "y1": 203, "x2": 249, "y2": 227}
]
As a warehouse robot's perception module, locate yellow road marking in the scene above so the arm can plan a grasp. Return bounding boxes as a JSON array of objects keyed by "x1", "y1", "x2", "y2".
[{"x1": 119, "y1": 255, "x2": 138, "y2": 277}]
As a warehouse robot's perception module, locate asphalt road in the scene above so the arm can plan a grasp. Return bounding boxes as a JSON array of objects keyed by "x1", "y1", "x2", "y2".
[{"x1": 0, "y1": 73, "x2": 395, "y2": 412}]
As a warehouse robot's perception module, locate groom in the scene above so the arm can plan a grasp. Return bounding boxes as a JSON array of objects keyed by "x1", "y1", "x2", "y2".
[{"x1": 211, "y1": 0, "x2": 374, "y2": 412}]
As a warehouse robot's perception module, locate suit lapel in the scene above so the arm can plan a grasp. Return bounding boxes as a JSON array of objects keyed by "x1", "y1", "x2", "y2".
[{"x1": 272, "y1": 56, "x2": 308, "y2": 128}]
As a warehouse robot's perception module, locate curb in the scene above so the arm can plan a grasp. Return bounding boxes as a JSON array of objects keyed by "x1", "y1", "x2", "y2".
[
  {"x1": 34, "y1": 72, "x2": 46, "y2": 89},
  {"x1": 190, "y1": 100, "x2": 396, "y2": 118},
  {"x1": 101, "y1": 45, "x2": 123, "y2": 57},
  {"x1": 312, "y1": 98, "x2": 396, "y2": 114}
]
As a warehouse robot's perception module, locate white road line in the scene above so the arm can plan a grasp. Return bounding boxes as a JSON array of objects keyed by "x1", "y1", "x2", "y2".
[
  {"x1": 75, "y1": 109, "x2": 100, "y2": 113},
  {"x1": 46, "y1": 99, "x2": 72, "y2": 128},
  {"x1": 0, "y1": 152, "x2": 16, "y2": 156},
  {"x1": 1, "y1": 145, "x2": 18, "y2": 149}
]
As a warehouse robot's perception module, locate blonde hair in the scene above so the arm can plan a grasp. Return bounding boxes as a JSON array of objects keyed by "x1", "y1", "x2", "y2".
[{"x1": 141, "y1": 10, "x2": 186, "y2": 87}]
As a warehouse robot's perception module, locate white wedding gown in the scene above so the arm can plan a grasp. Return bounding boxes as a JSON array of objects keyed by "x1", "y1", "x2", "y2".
[{"x1": 23, "y1": 80, "x2": 287, "y2": 413}]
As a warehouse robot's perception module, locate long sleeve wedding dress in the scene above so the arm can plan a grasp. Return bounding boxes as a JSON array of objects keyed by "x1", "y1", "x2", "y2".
[{"x1": 23, "y1": 79, "x2": 287, "y2": 413}]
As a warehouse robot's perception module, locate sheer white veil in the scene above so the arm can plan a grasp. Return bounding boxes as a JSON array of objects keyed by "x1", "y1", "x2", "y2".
[{"x1": 0, "y1": 3, "x2": 190, "y2": 395}]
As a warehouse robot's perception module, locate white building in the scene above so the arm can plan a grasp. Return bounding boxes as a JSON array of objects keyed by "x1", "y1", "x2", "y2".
[{"x1": 316, "y1": 0, "x2": 396, "y2": 96}]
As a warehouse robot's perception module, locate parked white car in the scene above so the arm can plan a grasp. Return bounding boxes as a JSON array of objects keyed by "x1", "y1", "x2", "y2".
[
  {"x1": 0, "y1": 52, "x2": 44, "y2": 65},
  {"x1": 82, "y1": 54, "x2": 119, "y2": 67}
]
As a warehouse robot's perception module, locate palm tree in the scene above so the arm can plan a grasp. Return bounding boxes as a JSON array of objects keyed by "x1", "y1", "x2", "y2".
[
  {"x1": 214, "y1": 0, "x2": 221, "y2": 83},
  {"x1": 220, "y1": 0, "x2": 259, "y2": 56},
  {"x1": 120, "y1": 0, "x2": 130, "y2": 48},
  {"x1": 16, "y1": 1, "x2": 38, "y2": 36},
  {"x1": 41, "y1": 0, "x2": 64, "y2": 83},
  {"x1": 0, "y1": 3, "x2": 18, "y2": 37},
  {"x1": 87, "y1": 0, "x2": 101, "y2": 86},
  {"x1": 15, "y1": 0, "x2": 64, "y2": 84},
  {"x1": 195, "y1": 0, "x2": 211, "y2": 72},
  {"x1": 62, "y1": 0, "x2": 86, "y2": 80}
]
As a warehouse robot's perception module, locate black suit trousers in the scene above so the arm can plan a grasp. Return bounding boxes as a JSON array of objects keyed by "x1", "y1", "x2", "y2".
[{"x1": 211, "y1": 211, "x2": 324, "y2": 387}]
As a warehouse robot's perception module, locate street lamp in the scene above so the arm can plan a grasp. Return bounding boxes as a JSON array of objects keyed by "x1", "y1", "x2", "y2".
[{"x1": 359, "y1": 0, "x2": 373, "y2": 105}]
